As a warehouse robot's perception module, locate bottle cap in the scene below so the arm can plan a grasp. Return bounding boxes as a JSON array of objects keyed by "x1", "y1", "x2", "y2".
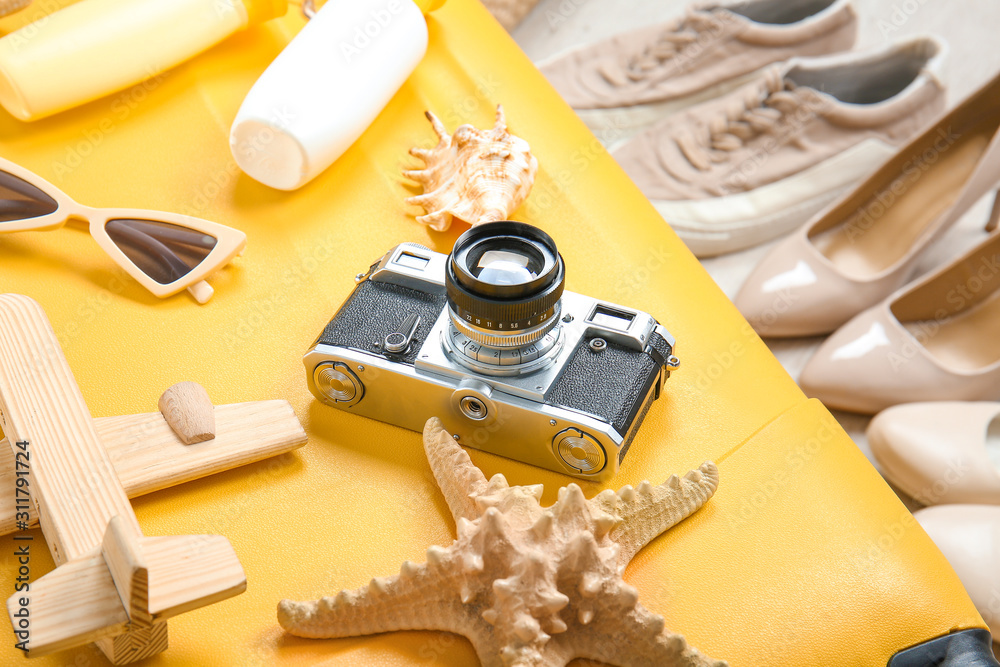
[
  {"x1": 411, "y1": 0, "x2": 446, "y2": 14},
  {"x1": 241, "y1": 0, "x2": 289, "y2": 25}
]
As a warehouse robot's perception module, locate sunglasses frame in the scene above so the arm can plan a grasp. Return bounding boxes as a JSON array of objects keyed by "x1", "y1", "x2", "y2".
[{"x1": 0, "y1": 156, "x2": 247, "y2": 303}]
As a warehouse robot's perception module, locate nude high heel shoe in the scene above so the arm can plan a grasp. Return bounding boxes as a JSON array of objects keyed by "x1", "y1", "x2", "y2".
[
  {"x1": 798, "y1": 221, "x2": 1000, "y2": 414},
  {"x1": 736, "y1": 68, "x2": 1000, "y2": 338},
  {"x1": 914, "y1": 505, "x2": 1000, "y2": 637},
  {"x1": 868, "y1": 402, "x2": 1000, "y2": 505}
]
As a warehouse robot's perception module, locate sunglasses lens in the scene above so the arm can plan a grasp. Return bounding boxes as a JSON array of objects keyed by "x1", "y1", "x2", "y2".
[
  {"x1": 0, "y1": 170, "x2": 59, "y2": 222},
  {"x1": 105, "y1": 219, "x2": 218, "y2": 285}
]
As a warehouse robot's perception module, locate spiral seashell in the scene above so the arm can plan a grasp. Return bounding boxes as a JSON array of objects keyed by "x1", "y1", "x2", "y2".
[
  {"x1": 481, "y1": 0, "x2": 545, "y2": 30},
  {"x1": 404, "y1": 104, "x2": 538, "y2": 232}
]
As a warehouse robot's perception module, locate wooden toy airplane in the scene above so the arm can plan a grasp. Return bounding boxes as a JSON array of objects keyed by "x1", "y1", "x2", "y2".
[{"x1": 0, "y1": 294, "x2": 307, "y2": 663}]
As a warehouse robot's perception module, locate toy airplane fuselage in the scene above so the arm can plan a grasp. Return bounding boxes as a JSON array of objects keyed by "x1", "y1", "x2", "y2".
[{"x1": 0, "y1": 294, "x2": 306, "y2": 663}]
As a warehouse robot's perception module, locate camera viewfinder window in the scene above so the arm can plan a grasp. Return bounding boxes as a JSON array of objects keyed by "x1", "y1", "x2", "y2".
[
  {"x1": 395, "y1": 251, "x2": 430, "y2": 270},
  {"x1": 590, "y1": 305, "x2": 635, "y2": 331}
]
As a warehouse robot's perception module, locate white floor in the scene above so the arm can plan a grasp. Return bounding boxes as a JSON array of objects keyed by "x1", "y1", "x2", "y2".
[{"x1": 513, "y1": 0, "x2": 1000, "y2": 513}]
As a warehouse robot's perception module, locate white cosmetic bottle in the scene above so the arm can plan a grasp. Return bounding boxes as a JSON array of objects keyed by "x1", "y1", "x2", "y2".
[{"x1": 230, "y1": 0, "x2": 444, "y2": 190}]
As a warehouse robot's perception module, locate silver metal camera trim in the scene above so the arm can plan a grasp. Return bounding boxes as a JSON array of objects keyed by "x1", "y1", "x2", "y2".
[
  {"x1": 451, "y1": 302, "x2": 562, "y2": 349},
  {"x1": 452, "y1": 379, "x2": 496, "y2": 424},
  {"x1": 416, "y1": 291, "x2": 571, "y2": 401},
  {"x1": 414, "y1": 290, "x2": 669, "y2": 403},
  {"x1": 365, "y1": 243, "x2": 447, "y2": 293},
  {"x1": 442, "y1": 324, "x2": 564, "y2": 379},
  {"x1": 362, "y1": 240, "x2": 675, "y2": 361},
  {"x1": 306, "y1": 241, "x2": 679, "y2": 482},
  {"x1": 304, "y1": 344, "x2": 637, "y2": 480},
  {"x1": 312, "y1": 361, "x2": 364, "y2": 408}
]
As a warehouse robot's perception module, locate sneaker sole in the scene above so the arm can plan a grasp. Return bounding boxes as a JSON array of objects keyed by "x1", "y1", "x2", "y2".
[{"x1": 652, "y1": 138, "x2": 899, "y2": 257}]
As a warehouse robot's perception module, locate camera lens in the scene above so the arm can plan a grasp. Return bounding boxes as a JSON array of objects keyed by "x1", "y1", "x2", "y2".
[{"x1": 446, "y1": 221, "x2": 565, "y2": 349}]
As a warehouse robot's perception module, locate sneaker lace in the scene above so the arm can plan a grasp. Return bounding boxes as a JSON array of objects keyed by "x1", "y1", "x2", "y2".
[
  {"x1": 624, "y1": 9, "x2": 731, "y2": 82},
  {"x1": 675, "y1": 68, "x2": 803, "y2": 171}
]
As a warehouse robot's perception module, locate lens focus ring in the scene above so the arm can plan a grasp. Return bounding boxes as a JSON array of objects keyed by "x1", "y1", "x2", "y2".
[
  {"x1": 447, "y1": 282, "x2": 562, "y2": 331},
  {"x1": 445, "y1": 221, "x2": 565, "y2": 335},
  {"x1": 452, "y1": 302, "x2": 561, "y2": 349}
]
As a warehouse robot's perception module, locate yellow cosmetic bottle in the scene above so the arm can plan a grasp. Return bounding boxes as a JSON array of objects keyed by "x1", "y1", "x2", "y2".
[{"x1": 0, "y1": 0, "x2": 288, "y2": 121}]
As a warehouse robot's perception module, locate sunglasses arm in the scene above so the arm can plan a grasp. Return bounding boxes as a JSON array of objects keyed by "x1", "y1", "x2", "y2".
[{"x1": 188, "y1": 281, "x2": 214, "y2": 304}]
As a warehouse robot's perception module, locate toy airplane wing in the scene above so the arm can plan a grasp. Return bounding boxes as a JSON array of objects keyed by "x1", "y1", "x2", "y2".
[
  {"x1": 0, "y1": 294, "x2": 250, "y2": 663},
  {"x1": 6, "y1": 517, "x2": 245, "y2": 658},
  {"x1": 0, "y1": 399, "x2": 305, "y2": 538}
]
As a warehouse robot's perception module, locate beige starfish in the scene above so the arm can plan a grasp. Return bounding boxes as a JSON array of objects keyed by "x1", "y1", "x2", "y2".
[{"x1": 278, "y1": 417, "x2": 726, "y2": 667}]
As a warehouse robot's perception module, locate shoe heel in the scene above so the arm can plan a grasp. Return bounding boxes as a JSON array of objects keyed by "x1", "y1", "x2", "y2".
[{"x1": 987, "y1": 190, "x2": 1000, "y2": 233}]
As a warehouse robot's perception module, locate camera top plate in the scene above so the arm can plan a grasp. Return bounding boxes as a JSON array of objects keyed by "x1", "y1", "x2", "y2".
[{"x1": 415, "y1": 290, "x2": 663, "y2": 403}]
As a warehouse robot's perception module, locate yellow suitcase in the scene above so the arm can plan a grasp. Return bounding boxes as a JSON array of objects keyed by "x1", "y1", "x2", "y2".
[{"x1": 0, "y1": 1, "x2": 992, "y2": 665}]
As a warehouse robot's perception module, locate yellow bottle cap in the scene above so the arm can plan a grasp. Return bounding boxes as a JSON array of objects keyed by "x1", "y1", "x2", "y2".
[
  {"x1": 412, "y1": 0, "x2": 446, "y2": 14},
  {"x1": 241, "y1": 0, "x2": 289, "y2": 25}
]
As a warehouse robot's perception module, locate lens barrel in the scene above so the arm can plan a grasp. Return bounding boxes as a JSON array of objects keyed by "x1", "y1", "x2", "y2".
[{"x1": 446, "y1": 222, "x2": 565, "y2": 347}]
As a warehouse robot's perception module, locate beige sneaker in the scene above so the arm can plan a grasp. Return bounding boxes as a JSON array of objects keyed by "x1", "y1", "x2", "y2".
[
  {"x1": 538, "y1": 0, "x2": 857, "y2": 144},
  {"x1": 613, "y1": 35, "x2": 947, "y2": 257}
]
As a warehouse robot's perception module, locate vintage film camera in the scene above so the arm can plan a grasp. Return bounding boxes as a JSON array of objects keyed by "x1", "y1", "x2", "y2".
[{"x1": 304, "y1": 222, "x2": 678, "y2": 481}]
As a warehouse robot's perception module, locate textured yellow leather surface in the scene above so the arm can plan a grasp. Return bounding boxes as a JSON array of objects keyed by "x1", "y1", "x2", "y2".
[{"x1": 0, "y1": 0, "x2": 985, "y2": 665}]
